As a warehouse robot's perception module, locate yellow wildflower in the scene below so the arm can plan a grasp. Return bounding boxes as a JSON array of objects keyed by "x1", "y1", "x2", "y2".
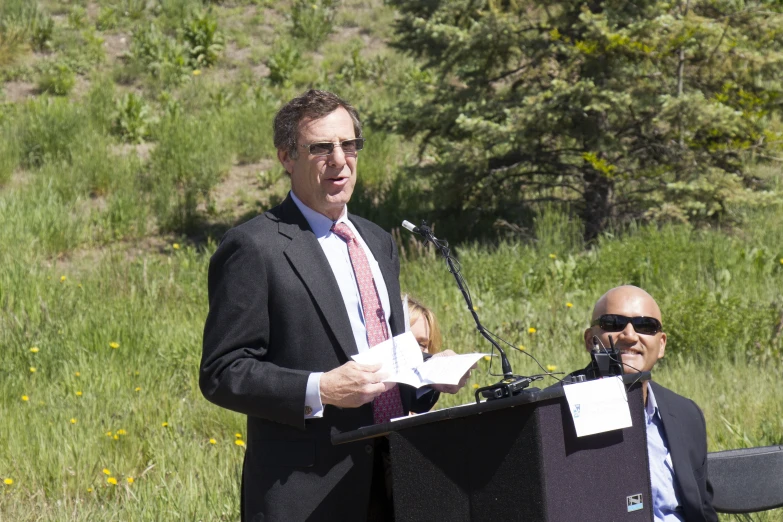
[
  {"x1": 87, "y1": 487, "x2": 93, "y2": 493},
  {"x1": 549, "y1": 253, "x2": 556, "y2": 259},
  {"x1": 517, "y1": 345, "x2": 525, "y2": 351},
  {"x1": 107, "y1": 477, "x2": 117, "y2": 485},
  {"x1": 75, "y1": 372, "x2": 80, "y2": 377},
  {"x1": 103, "y1": 468, "x2": 111, "y2": 475},
  {"x1": 70, "y1": 418, "x2": 77, "y2": 424},
  {"x1": 546, "y1": 364, "x2": 557, "y2": 372},
  {"x1": 209, "y1": 438, "x2": 217, "y2": 445},
  {"x1": 60, "y1": 275, "x2": 67, "y2": 282},
  {"x1": 127, "y1": 477, "x2": 134, "y2": 484},
  {"x1": 117, "y1": 429, "x2": 127, "y2": 435},
  {"x1": 113, "y1": 435, "x2": 119, "y2": 440},
  {"x1": 106, "y1": 431, "x2": 112, "y2": 437},
  {"x1": 235, "y1": 440, "x2": 245, "y2": 447},
  {"x1": 21, "y1": 395, "x2": 29, "y2": 401},
  {"x1": 471, "y1": 383, "x2": 479, "y2": 389},
  {"x1": 3, "y1": 478, "x2": 12, "y2": 485},
  {"x1": 483, "y1": 355, "x2": 491, "y2": 361},
  {"x1": 173, "y1": 243, "x2": 180, "y2": 250},
  {"x1": 29, "y1": 367, "x2": 36, "y2": 373},
  {"x1": 780, "y1": 258, "x2": 783, "y2": 265},
  {"x1": 162, "y1": 422, "x2": 169, "y2": 427},
  {"x1": 76, "y1": 391, "x2": 82, "y2": 396},
  {"x1": 235, "y1": 433, "x2": 242, "y2": 439},
  {"x1": 135, "y1": 387, "x2": 141, "y2": 392},
  {"x1": 566, "y1": 302, "x2": 573, "y2": 308},
  {"x1": 30, "y1": 347, "x2": 39, "y2": 353},
  {"x1": 192, "y1": 70, "x2": 201, "y2": 76},
  {"x1": 109, "y1": 342, "x2": 120, "y2": 349},
  {"x1": 528, "y1": 327, "x2": 537, "y2": 334}
]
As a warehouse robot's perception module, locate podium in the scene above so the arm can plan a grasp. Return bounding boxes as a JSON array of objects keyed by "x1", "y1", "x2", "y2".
[{"x1": 333, "y1": 373, "x2": 653, "y2": 521}]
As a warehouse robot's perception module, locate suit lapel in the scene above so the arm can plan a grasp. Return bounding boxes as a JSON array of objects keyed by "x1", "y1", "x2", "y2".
[
  {"x1": 277, "y1": 197, "x2": 359, "y2": 360},
  {"x1": 652, "y1": 382, "x2": 700, "y2": 520}
]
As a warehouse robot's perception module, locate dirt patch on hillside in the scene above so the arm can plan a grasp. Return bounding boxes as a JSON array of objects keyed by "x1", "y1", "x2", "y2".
[
  {"x1": 212, "y1": 159, "x2": 278, "y2": 216},
  {"x1": 102, "y1": 32, "x2": 131, "y2": 62},
  {"x1": 2, "y1": 81, "x2": 37, "y2": 103},
  {"x1": 111, "y1": 143, "x2": 156, "y2": 162}
]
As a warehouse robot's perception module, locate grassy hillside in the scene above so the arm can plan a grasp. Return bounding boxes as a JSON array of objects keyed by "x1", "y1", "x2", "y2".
[{"x1": 1, "y1": 0, "x2": 781, "y2": 520}]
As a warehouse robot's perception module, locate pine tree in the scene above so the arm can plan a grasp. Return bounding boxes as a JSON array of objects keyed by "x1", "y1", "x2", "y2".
[{"x1": 383, "y1": 0, "x2": 783, "y2": 240}]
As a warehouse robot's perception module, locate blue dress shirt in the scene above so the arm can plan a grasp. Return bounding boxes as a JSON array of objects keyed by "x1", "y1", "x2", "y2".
[{"x1": 646, "y1": 384, "x2": 685, "y2": 521}]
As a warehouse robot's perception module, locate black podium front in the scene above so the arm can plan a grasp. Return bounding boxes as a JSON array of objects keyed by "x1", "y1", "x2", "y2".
[{"x1": 333, "y1": 373, "x2": 653, "y2": 521}]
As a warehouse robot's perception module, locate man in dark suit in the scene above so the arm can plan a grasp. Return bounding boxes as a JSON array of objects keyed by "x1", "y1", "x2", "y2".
[
  {"x1": 200, "y1": 90, "x2": 467, "y2": 521},
  {"x1": 576, "y1": 285, "x2": 718, "y2": 522}
]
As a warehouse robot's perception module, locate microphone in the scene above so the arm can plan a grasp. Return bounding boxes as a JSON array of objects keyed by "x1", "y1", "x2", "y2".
[
  {"x1": 401, "y1": 220, "x2": 421, "y2": 235},
  {"x1": 401, "y1": 219, "x2": 533, "y2": 401}
]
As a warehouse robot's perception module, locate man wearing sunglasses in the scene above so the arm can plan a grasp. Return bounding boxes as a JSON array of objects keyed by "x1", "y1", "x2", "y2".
[
  {"x1": 200, "y1": 90, "x2": 468, "y2": 522},
  {"x1": 575, "y1": 285, "x2": 717, "y2": 522}
]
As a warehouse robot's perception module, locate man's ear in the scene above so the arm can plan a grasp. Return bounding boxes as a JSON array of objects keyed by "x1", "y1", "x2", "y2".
[
  {"x1": 277, "y1": 149, "x2": 294, "y2": 175},
  {"x1": 657, "y1": 332, "x2": 667, "y2": 360},
  {"x1": 583, "y1": 328, "x2": 594, "y2": 353}
]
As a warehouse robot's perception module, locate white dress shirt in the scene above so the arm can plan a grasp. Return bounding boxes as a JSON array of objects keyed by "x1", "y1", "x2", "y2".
[{"x1": 289, "y1": 192, "x2": 392, "y2": 418}]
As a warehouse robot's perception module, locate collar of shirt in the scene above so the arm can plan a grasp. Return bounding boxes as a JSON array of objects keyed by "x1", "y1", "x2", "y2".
[
  {"x1": 288, "y1": 190, "x2": 392, "y2": 356},
  {"x1": 645, "y1": 382, "x2": 660, "y2": 423},
  {"x1": 290, "y1": 190, "x2": 348, "y2": 236}
]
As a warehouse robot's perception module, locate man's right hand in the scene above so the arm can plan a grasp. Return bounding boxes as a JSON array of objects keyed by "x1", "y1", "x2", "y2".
[{"x1": 319, "y1": 361, "x2": 389, "y2": 408}]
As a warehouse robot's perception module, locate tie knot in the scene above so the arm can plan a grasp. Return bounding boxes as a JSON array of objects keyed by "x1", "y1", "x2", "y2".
[{"x1": 331, "y1": 222, "x2": 355, "y2": 243}]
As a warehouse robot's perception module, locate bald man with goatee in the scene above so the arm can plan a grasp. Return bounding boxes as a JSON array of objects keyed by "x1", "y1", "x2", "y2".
[{"x1": 574, "y1": 286, "x2": 717, "y2": 522}]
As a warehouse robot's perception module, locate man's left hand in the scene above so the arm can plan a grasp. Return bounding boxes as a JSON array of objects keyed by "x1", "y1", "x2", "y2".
[{"x1": 428, "y1": 350, "x2": 476, "y2": 394}]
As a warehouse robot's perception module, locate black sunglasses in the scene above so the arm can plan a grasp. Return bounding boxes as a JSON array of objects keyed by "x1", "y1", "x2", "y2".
[
  {"x1": 300, "y1": 138, "x2": 365, "y2": 156},
  {"x1": 591, "y1": 314, "x2": 662, "y2": 335}
]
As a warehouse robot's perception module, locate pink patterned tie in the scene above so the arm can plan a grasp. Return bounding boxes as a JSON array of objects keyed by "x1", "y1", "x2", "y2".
[{"x1": 331, "y1": 222, "x2": 405, "y2": 424}]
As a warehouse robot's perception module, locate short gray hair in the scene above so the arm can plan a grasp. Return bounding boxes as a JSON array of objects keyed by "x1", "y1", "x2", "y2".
[{"x1": 273, "y1": 89, "x2": 362, "y2": 158}]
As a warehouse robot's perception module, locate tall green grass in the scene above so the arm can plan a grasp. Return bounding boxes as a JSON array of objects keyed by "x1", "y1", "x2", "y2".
[
  {"x1": 1, "y1": 213, "x2": 782, "y2": 519},
  {"x1": 0, "y1": 1, "x2": 781, "y2": 520}
]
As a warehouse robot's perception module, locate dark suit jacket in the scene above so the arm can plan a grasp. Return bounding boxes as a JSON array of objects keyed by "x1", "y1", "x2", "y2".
[
  {"x1": 200, "y1": 195, "x2": 438, "y2": 522},
  {"x1": 649, "y1": 381, "x2": 718, "y2": 522}
]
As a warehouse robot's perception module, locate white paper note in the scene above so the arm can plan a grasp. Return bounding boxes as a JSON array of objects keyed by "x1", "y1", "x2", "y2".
[
  {"x1": 562, "y1": 376, "x2": 632, "y2": 437},
  {"x1": 351, "y1": 332, "x2": 484, "y2": 389}
]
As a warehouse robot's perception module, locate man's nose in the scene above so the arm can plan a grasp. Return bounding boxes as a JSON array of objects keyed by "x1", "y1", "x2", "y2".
[
  {"x1": 616, "y1": 322, "x2": 639, "y2": 341},
  {"x1": 327, "y1": 145, "x2": 347, "y2": 168}
]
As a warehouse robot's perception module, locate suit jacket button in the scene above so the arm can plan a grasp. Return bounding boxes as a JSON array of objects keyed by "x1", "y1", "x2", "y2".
[
  {"x1": 304, "y1": 405, "x2": 313, "y2": 415},
  {"x1": 365, "y1": 444, "x2": 373, "y2": 454}
]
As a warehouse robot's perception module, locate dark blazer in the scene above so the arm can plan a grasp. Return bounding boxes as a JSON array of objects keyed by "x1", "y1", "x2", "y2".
[
  {"x1": 649, "y1": 381, "x2": 718, "y2": 522},
  {"x1": 200, "y1": 195, "x2": 437, "y2": 522}
]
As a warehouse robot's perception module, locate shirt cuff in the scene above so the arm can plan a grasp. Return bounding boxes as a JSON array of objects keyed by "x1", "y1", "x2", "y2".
[
  {"x1": 416, "y1": 386, "x2": 434, "y2": 399},
  {"x1": 305, "y1": 372, "x2": 325, "y2": 418}
]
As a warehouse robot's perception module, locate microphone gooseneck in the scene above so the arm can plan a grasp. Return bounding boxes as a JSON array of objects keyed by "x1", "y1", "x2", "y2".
[{"x1": 401, "y1": 219, "x2": 536, "y2": 401}]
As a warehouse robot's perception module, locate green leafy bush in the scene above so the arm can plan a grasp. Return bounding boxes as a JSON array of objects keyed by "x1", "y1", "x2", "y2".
[
  {"x1": 148, "y1": 114, "x2": 233, "y2": 231},
  {"x1": 96, "y1": 7, "x2": 119, "y2": 30},
  {"x1": 18, "y1": 97, "x2": 86, "y2": 168},
  {"x1": 0, "y1": 0, "x2": 39, "y2": 64},
  {"x1": 113, "y1": 92, "x2": 154, "y2": 144},
  {"x1": 130, "y1": 22, "x2": 190, "y2": 86},
  {"x1": 36, "y1": 63, "x2": 76, "y2": 96},
  {"x1": 181, "y1": 10, "x2": 224, "y2": 68},
  {"x1": 290, "y1": 0, "x2": 338, "y2": 51},
  {"x1": 267, "y1": 43, "x2": 301, "y2": 87},
  {"x1": 227, "y1": 99, "x2": 276, "y2": 165},
  {"x1": 67, "y1": 6, "x2": 87, "y2": 30},
  {"x1": 29, "y1": 13, "x2": 54, "y2": 52}
]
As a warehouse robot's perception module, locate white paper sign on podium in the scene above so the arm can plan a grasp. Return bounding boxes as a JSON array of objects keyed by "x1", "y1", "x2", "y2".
[{"x1": 562, "y1": 376, "x2": 632, "y2": 437}]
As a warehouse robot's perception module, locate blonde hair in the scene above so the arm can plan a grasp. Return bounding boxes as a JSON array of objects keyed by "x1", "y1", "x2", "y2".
[{"x1": 406, "y1": 297, "x2": 443, "y2": 354}]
